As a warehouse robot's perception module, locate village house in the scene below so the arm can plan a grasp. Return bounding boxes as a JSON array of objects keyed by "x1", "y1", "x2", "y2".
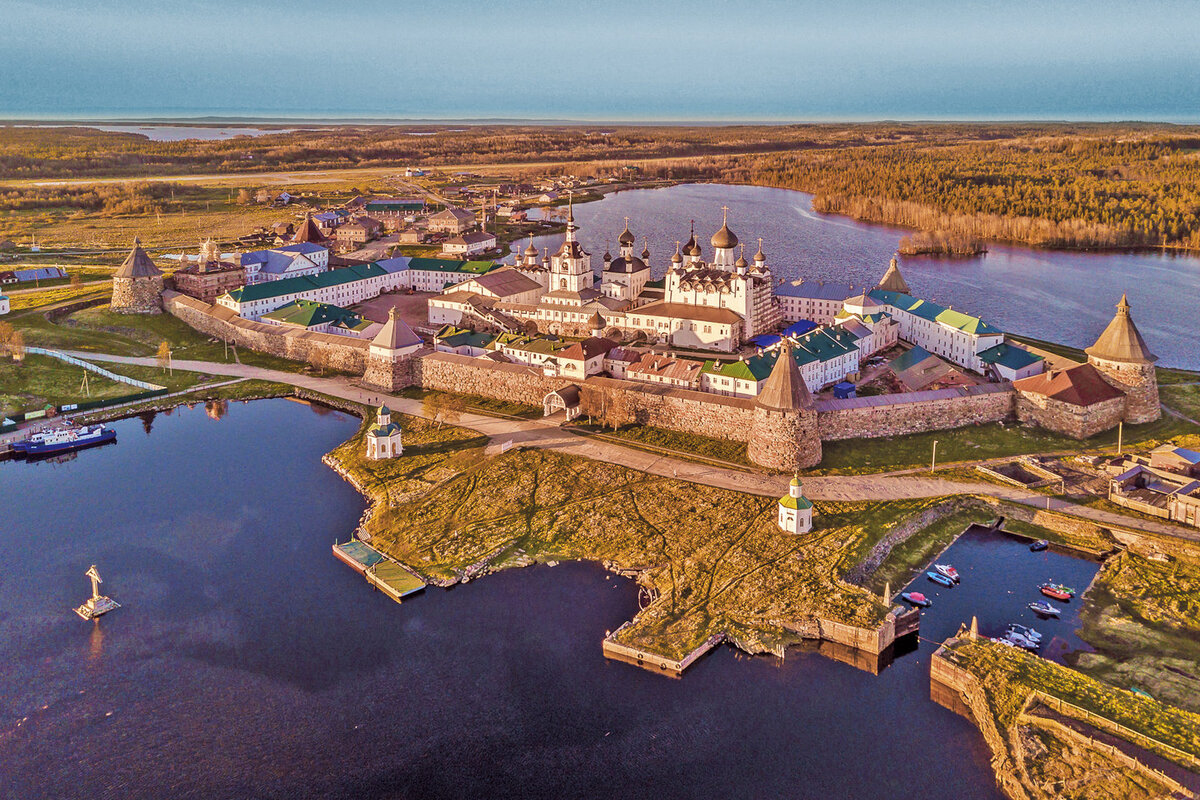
[
  {"x1": 427, "y1": 207, "x2": 476, "y2": 234},
  {"x1": 442, "y1": 230, "x2": 497, "y2": 257},
  {"x1": 336, "y1": 217, "x2": 383, "y2": 249}
]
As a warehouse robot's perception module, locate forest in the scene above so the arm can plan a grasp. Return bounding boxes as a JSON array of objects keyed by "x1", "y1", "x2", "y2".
[{"x1": 4, "y1": 122, "x2": 1200, "y2": 250}]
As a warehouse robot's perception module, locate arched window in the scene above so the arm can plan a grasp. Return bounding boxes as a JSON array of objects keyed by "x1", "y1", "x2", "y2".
[{"x1": 560, "y1": 278, "x2": 567, "y2": 289}]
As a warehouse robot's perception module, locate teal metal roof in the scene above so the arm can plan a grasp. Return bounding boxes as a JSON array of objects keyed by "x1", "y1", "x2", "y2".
[
  {"x1": 869, "y1": 289, "x2": 1002, "y2": 336},
  {"x1": 262, "y1": 299, "x2": 365, "y2": 329},
  {"x1": 224, "y1": 262, "x2": 387, "y2": 304},
  {"x1": 408, "y1": 257, "x2": 502, "y2": 275},
  {"x1": 978, "y1": 342, "x2": 1043, "y2": 370},
  {"x1": 889, "y1": 345, "x2": 935, "y2": 373}
]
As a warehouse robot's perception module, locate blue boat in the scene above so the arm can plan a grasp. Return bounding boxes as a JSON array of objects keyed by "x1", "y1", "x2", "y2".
[
  {"x1": 926, "y1": 571, "x2": 954, "y2": 587},
  {"x1": 12, "y1": 425, "x2": 116, "y2": 457},
  {"x1": 1030, "y1": 539, "x2": 1049, "y2": 552}
]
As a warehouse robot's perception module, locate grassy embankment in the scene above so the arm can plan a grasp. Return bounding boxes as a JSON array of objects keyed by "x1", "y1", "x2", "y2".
[
  {"x1": 324, "y1": 410, "x2": 982, "y2": 661},
  {"x1": 940, "y1": 638, "x2": 1200, "y2": 792},
  {"x1": 568, "y1": 421, "x2": 751, "y2": 467}
]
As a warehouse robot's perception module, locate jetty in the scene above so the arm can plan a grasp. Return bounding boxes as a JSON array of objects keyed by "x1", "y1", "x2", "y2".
[
  {"x1": 74, "y1": 565, "x2": 120, "y2": 620},
  {"x1": 333, "y1": 540, "x2": 425, "y2": 604}
]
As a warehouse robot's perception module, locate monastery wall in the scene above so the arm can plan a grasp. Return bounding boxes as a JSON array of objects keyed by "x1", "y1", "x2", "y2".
[
  {"x1": 415, "y1": 352, "x2": 564, "y2": 406},
  {"x1": 1014, "y1": 391, "x2": 1125, "y2": 440},
  {"x1": 815, "y1": 385, "x2": 1015, "y2": 441},
  {"x1": 165, "y1": 292, "x2": 369, "y2": 373},
  {"x1": 582, "y1": 376, "x2": 759, "y2": 443}
]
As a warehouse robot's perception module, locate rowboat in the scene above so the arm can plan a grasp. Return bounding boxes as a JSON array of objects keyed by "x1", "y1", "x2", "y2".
[
  {"x1": 1039, "y1": 584, "x2": 1072, "y2": 601},
  {"x1": 1030, "y1": 540, "x2": 1049, "y2": 552},
  {"x1": 926, "y1": 571, "x2": 954, "y2": 587}
]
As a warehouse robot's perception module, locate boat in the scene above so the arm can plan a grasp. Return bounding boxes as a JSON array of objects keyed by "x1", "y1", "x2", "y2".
[
  {"x1": 933, "y1": 564, "x2": 960, "y2": 582},
  {"x1": 1030, "y1": 540, "x2": 1049, "y2": 552},
  {"x1": 11, "y1": 425, "x2": 116, "y2": 457},
  {"x1": 1003, "y1": 631, "x2": 1039, "y2": 650},
  {"x1": 1039, "y1": 584, "x2": 1072, "y2": 601},
  {"x1": 926, "y1": 571, "x2": 954, "y2": 587},
  {"x1": 1007, "y1": 623, "x2": 1043, "y2": 642},
  {"x1": 1048, "y1": 582, "x2": 1076, "y2": 597},
  {"x1": 901, "y1": 591, "x2": 932, "y2": 607},
  {"x1": 1028, "y1": 601, "x2": 1061, "y2": 616}
]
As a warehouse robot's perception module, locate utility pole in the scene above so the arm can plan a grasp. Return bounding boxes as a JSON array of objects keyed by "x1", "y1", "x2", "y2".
[
  {"x1": 1117, "y1": 421, "x2": 1123, "y2": 455},
  {"x1": 931, "y1": 439, "x2": 939, "y2": 473}
]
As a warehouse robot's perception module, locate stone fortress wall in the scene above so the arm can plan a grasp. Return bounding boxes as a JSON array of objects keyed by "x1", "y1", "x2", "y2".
[{"x1": 167, "y1": 292, "x2": 371, "y2": 374}]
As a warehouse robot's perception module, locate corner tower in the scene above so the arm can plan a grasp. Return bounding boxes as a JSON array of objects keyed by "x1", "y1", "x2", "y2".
[
  {"x1": 111, "y1": 238, "x2": 164, "y2": 314},
  {"x1": 748, "y1": 342, "x2": 822, "y2": 470},
  {"x1": 877, "y1": 255, "x2": 911, "y2": 295},
  {"x1": 1085, "y1": 294, "x2": 1160, "y2": 424}
]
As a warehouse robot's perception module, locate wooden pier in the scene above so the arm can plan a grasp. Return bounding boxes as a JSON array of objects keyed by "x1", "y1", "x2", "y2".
[{"x1": 333, "y1": 540, "x2": 425, "y2": 605}]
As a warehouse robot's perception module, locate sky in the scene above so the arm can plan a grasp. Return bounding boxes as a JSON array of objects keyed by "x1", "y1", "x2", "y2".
[{"x1": 2, "y1": 0, "x2": 1199, "y2": 121}]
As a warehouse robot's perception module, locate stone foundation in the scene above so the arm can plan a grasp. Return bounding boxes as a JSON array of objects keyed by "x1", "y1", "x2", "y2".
[{"x1": 1088, "y1": 356, "x2": 1160, "y2": 424}]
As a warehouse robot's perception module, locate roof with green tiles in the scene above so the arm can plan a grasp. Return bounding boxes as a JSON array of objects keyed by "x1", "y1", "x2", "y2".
[
  {"x1": 779, "y1": 495, "x2": 813, "y2": 510},
  {"x1": 869, "y1": 289, "x2": 1001, "y2": 336},
  {"x1": 702, "y1": 327, "x2": 857, "y2": 382},
  {"x1": 978, "y1": 342, "x2": 1044, "y2": 370},
  {"x1": 407, "y1": 257, "x2": 502, "y2": 275},
  {"x1": 223, "y1": 262, "x2": 387, "y2": 304},
  {"x1": 889, "y1": 345, "x2": 936, "y2": 373},
  {"x1": 262, "y1": 299, "x2": 366, "y2": 329},
  {"x1": 433, "y1": 324, "x2": 497, "y2": 349}
]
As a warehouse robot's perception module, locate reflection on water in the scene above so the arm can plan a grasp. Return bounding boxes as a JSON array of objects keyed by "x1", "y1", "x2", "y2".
[
  {"x1": 512, "y1": 184, "x2": 1199, "y2": 369},
  {"x1": 0, "y1": 399, "x2": 1030, "y2": 799}
]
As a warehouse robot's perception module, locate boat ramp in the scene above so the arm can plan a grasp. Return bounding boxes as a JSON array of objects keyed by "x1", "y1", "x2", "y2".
[{"x1": 333, "y1": 540, "x2": 425, "y2": 604}]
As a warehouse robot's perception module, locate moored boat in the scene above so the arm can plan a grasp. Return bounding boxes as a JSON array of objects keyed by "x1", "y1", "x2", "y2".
[
  {"x1": 926, "y1": 571, "x2": 954, "y2": 587},
  {"x1": 1003, "y1": 631, "x2": 1039, "y2": 650},
  {"x1": 1028, "y1": 601, "x2": 1061, "y2": 616},
  {"x1": 1007, "y1": 623, "x2": 1042, "y2": 642},
  {"x1": 1030, "y1": 540, "x2": 1049, "y2": 552},
  {"x1": 12, "y1": 425, "x2": 116, "y2": 457},
  {"x1": 1039, "y1": 584, "x2": 1072, "y2": 601},
  {"x1": 901, "y1": 591, "x2": 932, "y2": 607},
  {"x1": 1048, "y1": 582, "x2": 1076, "y2": 597},
  {"x1": 933, "y1": 564, "x2": 960, "y2": 582}
]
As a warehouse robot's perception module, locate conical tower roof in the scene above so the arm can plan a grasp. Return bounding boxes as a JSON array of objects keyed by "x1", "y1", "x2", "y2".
[
  {"x1": 1086, "y1": 294, "x2": 1157, "y2": 363},
  {"x1": 878, "y1": 256, "x2": 910, "y2": 294},
  {"x1": 114, "y1": 238, "x2": 162, "y2": 279},
  {"x1": 372, "y1": 307, "x2": 422, "y2": 350},
  {"x1": 756, "y1": 342, "x2": 813, "y2": 411},
  {"x1": 293, "y1": 211, "x2": 325, "y2": 244}
]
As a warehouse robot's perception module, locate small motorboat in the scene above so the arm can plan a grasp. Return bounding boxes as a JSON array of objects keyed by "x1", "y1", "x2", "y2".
[
  {"x1": 1028, "y1": 601, "x2": 1061, "y2": 617},
  {"x1": 1007, "y1": 623, "x2": 1042, "y2": 642},
  {"x1": 1039, "y1": 584, "x2": 1072, "y2": 601},
  {"x1": 989, "y1": 636, "x2": 1017, "y2": 647},
  {"x1": 1030, "y1": 540, "x2": 1049, "y2": 552},
  {"x1": 1048, "y1": 582, "x2": 1076, "y2": 597},
  {"x1": 1003, "y1": 631, "x2": 1039, "y2": 650},
  {"x1": 934, "y1": 564, "x2": 960, "y2": 582},
  {"x1": 901, "y1": 591, "x2": 932, "y2": 607},
  {"x1": 926, "y1": 571, "x2": 954, "y2": 587}
]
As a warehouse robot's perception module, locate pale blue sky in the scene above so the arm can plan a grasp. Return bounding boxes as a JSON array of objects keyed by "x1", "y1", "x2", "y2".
[{"x1": 2, "y1": 0, "x2": 1198, "y2": 120}]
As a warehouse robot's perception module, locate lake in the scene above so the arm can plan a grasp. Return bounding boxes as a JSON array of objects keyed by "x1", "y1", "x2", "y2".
[
  {"x1": 22, "y1": 124, "x2": 304, "y2": 141},
  {"x1": 0, "y1": 399, "x2": 1051, "y2": 799},
  {"x1": 513, "y1": 183, "x2": 1200, "y2": 370}
]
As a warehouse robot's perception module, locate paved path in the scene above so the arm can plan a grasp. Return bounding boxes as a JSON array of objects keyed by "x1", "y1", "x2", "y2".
[{"x1": 56, "y1": 350, "x2": 1200, "y2": 542}]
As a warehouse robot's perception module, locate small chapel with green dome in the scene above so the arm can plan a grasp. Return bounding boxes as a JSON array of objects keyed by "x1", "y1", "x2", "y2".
[
  {"x1": 364, "y1": 405, "x2": 403, "y2": 460},
  {"x1": 777, "y1": 475, "x2": 813, "y2": 534}
]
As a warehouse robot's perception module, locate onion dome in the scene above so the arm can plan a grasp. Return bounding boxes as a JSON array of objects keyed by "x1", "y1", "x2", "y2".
[
  {"x1": 524, "y1": 236, "x2": 539, "y2": 257},
  {"x1": 754, "y1": 238, "x2": 766, "y2": 262},
  {"x1": 711, "y1": 208, "x2": 738, "y2": 249},
  {"x1": 603, "y1": 249, "x2": 612, "y2": 263},
  {"x1": 671, "y1": 243, "x2": 683, "y2": 264},
  {"x1": 735, "y1": 254, "x2": 748, "y2": 269},
  {"x1": 641, "y1": 239, "x2": 651, "y2": 260},
  {"x1": 618, "y1": 222, "x2": 635, "y2": 246}
]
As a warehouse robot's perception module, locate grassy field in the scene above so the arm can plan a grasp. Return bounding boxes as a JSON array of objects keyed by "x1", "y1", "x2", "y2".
[
  {"x1": 1161, "y1": 383, "x2": 1200, "y2": 421},
  {"x1": 811, "y1": 414, "x2": 1199, "y2": 475},
  {"x1": 945, "y1": 638, "x2": 1200, "y2": 763},
  {"x1": 396, "y1": 386, "x2": 543, "y2": 419},
  {"x1": 325, "y1": 411, "x2": 962, "y2": 661},
  {"x1": 1072, "y1": 543, "x2": 1200, "y2": 714},
  {"x1": 569, "y1": 421, "x2": 751, "y2": 467}
]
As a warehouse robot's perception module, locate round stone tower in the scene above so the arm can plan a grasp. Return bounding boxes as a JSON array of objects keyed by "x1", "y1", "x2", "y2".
[
  {"x1": 110, "y1": 238, "x2": 164, "y2": 314},
  {"x1": 748, "y1": 342, "x2": 822, "y2": 470},
  {"x1": 1085, "y1": 294, "x2": 1159, "y2": 424}
]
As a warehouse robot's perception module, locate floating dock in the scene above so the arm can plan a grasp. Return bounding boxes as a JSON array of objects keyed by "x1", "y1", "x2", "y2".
[{"x1": 333, "y1": 540, "x2": 425, "y2": 604}]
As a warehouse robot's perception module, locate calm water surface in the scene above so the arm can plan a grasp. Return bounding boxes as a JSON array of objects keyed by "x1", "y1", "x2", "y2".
[
  {"x1": 514, "y1": 184, "x2": 1200, "y2": 369},
  {"x1": 0, "y1": 400, "x2": 1102, "y2": 798}
]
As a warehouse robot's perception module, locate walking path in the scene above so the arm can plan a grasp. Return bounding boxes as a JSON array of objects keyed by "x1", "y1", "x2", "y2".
[{"x1": 56, "y1": 350, "x2": 1200, "y2": 542}]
